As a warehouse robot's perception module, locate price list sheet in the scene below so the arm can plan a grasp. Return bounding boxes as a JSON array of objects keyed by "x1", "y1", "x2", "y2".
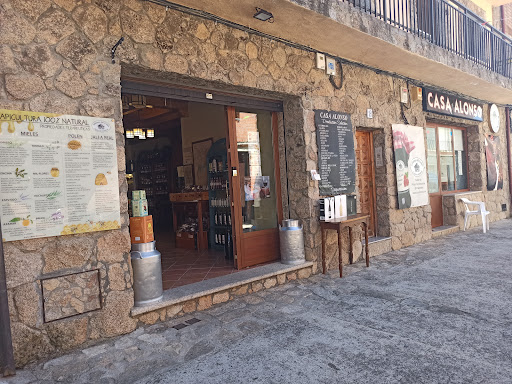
[
  {"x1": 314, "y1": 110, "x2": 356, "y2": 196},
  {"x1": 0, "y1": 109, "x2": 120, "y2": 242}
]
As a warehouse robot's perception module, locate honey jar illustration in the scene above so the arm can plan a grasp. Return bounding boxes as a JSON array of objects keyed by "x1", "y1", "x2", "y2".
[{"x1": 95, "y1": 173, "x2": 108, "y2": 185}]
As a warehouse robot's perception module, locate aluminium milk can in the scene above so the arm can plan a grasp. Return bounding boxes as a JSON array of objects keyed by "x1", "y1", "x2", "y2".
[
  {"x1": 279, "y1": 219, "x2": 306, "y2": 265},
  {"x1": 130, "y1": 241, "x2": 163, "y2": 306}
]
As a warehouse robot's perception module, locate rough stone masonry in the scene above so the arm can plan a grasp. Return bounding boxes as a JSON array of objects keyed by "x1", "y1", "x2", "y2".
[
  {"x1": 2, "y1": 220, "x2": 512, "y2": 383},
  {"x1": 0, "y1": 0, "x2": 509, "y2": 366}
]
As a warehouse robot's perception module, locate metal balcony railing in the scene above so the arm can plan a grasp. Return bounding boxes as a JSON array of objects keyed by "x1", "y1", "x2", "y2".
[{"x1": 343, "y1": 0, "x2": 512, "y2": 79}]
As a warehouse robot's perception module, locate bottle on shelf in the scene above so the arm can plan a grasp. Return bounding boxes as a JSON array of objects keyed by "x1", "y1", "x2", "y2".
[{"x1": 225, "y1": 231, "x2": 233, "y2": 260}]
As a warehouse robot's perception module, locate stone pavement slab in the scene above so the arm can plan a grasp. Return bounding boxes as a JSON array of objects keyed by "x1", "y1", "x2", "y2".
[{"x1": 2, "y1": 219, "x2": 512, "y2": 383}]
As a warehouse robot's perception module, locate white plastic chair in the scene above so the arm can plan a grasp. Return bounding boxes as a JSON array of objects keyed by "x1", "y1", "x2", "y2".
[{"x1": 460, "y1": 197, "x2": 490, "y2": 233}]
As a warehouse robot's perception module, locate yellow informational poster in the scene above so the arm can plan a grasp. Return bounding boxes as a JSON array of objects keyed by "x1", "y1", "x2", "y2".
[{"x1": 0, "y1": 109, "x2": 121, "y2": 242}]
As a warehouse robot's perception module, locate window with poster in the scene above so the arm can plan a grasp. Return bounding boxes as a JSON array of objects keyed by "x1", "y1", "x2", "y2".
[{"x1": 426, "y1": 124, "x2": 469, "y2": 194}]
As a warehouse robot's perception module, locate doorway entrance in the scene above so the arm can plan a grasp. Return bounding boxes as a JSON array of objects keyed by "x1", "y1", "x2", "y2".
[
  {"x1": 122, "y1": 83, "x2": 282, "y2": 290},
  {"x1": 355, "y1": 131, "x2": 377, "y2": 236},
  {"x1": 426, "y1": 123, "x2": 469, "y2": 228},
  {"x1": 227, "y1": 107, "x2": 283, "y2": 268}
]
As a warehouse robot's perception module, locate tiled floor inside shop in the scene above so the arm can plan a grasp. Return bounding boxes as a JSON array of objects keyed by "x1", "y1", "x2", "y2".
[{"x1": 156, "y1": 234, "x2": 236, "y2": 290}]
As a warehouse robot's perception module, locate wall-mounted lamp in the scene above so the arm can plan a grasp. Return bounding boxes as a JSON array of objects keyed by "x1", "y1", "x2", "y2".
[{"x1": 253, "y1": 8, "x2": 274, "y2": 22}]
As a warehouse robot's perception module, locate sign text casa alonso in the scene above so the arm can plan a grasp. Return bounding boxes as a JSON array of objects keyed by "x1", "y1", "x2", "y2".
[{"x1": 422, "y1": 88, "x2": 483, "y2": 121}]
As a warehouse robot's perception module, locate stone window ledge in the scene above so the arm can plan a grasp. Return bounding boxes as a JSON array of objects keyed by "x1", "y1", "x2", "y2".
[{"x1": 131, "y1": 261, "x2": 314, "y2": 317}]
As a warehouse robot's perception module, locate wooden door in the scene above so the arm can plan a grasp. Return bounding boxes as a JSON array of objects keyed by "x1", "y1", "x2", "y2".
[
  {"x1": 226, "y1": 107, "x2": 282, "y2": 269},
  {"x1": 355, "y1": 131, "x2": 377, "y2": 236},
  {"x1": 430, "y1": 195, "x2": 443, "y2": 227}
]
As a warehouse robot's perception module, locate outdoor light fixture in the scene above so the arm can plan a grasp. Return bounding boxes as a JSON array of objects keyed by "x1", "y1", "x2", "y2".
[
  {"x1": 139, "y1": 132, "x2": 146, "y2": 140},
  {"x1": 134, "y1": 128, "x2": 143, "y2": 137},
  {"x1": 126, "y1": 130, "x2": 134, "y2": 139},
  {"x1": 253, "y1": 8, "x2": 274, "y2": 22},
  {"x1": 147, "y1": 129, "x2": 155, "y2": 138}
]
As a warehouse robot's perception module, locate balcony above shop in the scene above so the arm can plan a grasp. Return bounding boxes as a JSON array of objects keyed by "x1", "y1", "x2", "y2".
[{"x1": 162, "y1": 0, "x2": 512, "y2": 104}]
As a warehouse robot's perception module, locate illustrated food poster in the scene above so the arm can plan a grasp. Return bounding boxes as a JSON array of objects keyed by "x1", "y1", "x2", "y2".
[
  {"x1": 0, "y1": 109, "x2": 121, "y2": 242},
  {"x1": 485, "y1": 135, "x2": 503, "y2": 191},
  {"x1": 392, "y1": 124, "x2": 429, "y2": 209}
]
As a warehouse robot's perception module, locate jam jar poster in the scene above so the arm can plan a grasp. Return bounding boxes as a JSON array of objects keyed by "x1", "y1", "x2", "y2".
[{"x1": 392, "y1": 124, "x2": 429, "y2": 209}]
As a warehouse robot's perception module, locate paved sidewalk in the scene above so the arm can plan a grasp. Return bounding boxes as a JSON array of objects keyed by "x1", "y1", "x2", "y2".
[{"x1": 3, "y1": 219, "x2": 512, "y2": 384}]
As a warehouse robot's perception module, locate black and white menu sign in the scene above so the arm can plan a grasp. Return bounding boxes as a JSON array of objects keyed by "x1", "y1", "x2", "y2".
[{"x1": 315, "y1": 110, "x2": 356, "y2": 195}]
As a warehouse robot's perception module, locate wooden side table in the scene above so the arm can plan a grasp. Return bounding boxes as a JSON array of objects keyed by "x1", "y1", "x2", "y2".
[
  {"x1": 320, "y1": 214, "x2": 370, "y2": 278},
  {"x1": 170, "y1": 192, "x2": 209, "y2": 250}
]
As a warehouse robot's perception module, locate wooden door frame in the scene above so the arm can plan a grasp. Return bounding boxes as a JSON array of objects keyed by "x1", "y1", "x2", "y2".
[
  {"x1": 226, "y1": 107, "x2": 243, "y2": 268},
  {"x1": 427, "y1": 126, "x2": 442, "y2": 224},
  {"x1": 355, "y1": 129, "x2": 378, "y2": 236},
  {"x1": 272, "y1": 112, "x2": 284, "y2": 225},
  {"x1": 226, "y1": 107, "x2": 283, "y2": 269}
]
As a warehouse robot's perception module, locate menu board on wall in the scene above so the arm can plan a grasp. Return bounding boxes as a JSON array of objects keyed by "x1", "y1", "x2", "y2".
[
  {"x1": 314, "y1": 110, "x2": 356, "y2": 195},
  {"x1": 392, "y1": 124, "x2": 429, "y2": 209},
  {"x1": 0, "y1": 109, "x2": 121, "y2": 242}
]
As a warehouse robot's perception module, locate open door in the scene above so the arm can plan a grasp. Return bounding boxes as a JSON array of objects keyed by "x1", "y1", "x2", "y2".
[{"x1": 226, "y1": 107, "x2": 283, "y2": 269}]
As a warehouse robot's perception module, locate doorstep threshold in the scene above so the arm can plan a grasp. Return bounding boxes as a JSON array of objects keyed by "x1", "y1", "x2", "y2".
[
  {"x1": 131, "y1": 261, "x2": 314, "y2": 316},
  {"x1": 432, "y1": 225, "x2": 459, "y2": 238},
  {"x1": 432, "y1": 225, "x2": 458, "y2": 232},
  {"x1": 368, "y1": 236, "x2": 391, "y2": 244}
]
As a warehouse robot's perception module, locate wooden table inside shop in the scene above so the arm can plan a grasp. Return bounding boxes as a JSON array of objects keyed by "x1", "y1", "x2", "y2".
[
  {"x1": 320, "y1": 214, "x2": 370, "y2": 278},
  {"x1": 170, "y1": 192, "x2": 209, "y2": 250}
]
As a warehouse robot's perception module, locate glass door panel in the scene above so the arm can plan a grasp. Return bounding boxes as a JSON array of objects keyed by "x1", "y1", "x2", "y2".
[
  {"x1": 453, "y1": 129, "x2": 468, "y2": 190},
  {"x1": 226, "y1": 107, "x2": 281, "y2": 269},
  {"x1": 426, "y1": 127, "x2": 439, "y2": 194},
  {"x1": 438, "y1": 127, "x2": 455, "y2": 191},
  {"x1": 235, "y1": 110, "x2": 278, "y2": 233}
]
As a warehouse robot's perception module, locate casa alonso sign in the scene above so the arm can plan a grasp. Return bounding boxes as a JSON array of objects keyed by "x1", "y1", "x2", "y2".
[{"x1": 422, "y1": 88, "x2": 483, "y2": 122}]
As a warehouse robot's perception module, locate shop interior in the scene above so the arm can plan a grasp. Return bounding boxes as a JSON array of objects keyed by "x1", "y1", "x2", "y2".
[{"x1": 123, "y1": 93, "x2": 236, "y2": 290}]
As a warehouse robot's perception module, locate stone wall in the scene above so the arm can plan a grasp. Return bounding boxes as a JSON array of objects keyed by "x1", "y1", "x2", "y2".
[
  {"x1": 0, "y1": 0, "x2": 137, "y2": 366},
  {"x1": 0, "y1": 0, "x2": 509, "y2": 366}
]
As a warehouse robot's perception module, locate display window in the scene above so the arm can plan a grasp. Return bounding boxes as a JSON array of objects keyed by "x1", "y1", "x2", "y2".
[
  {"x1": 426, "y1": 123, "x2": 469, "y2": 228},
  {"x1": 426, "y1": 125, "x2": 469, "y2": 194}
]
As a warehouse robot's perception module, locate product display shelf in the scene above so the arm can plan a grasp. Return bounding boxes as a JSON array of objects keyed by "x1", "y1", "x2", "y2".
[
  {"x1": 207, "y1": 139, "x2": 231, "y2": 252},
  {"x1": 136, "y1": 150, "x2": 172, "y2": 228}
]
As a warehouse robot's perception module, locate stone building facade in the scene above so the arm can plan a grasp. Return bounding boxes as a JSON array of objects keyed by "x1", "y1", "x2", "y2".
[{"x1": 0, "y1": 0, "x2": 510, "y2": 367}]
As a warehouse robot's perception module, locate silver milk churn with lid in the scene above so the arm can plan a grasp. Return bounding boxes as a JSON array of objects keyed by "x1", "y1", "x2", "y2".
[
  {"x1": 130, "y1": 241, "x2": 163, "y2": 306},
  {"x1": 279, "y1": 219, "x2": 306, "y2": 265}
]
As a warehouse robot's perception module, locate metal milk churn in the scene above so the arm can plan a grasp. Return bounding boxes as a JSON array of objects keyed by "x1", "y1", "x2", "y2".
[
  {"x1": 279, "y1": 219, "x2": 306, "y2": 265},
  {"x1": 130, "y1": 241, "x2": 163, "y2": 306}
]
